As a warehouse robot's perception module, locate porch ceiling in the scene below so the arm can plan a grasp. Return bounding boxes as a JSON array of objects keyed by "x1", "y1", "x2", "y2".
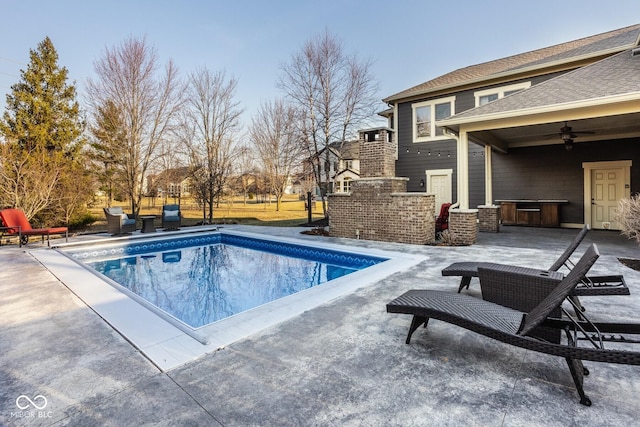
[{"x1": 468, "y1": 112, "x2": 640, "y2": 151}]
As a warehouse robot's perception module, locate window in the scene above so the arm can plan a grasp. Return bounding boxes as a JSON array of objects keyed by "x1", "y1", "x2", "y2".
[
  {"x1": 343, "y1": 177, "x2": 352, "y2": 192},
  {"x1": 412, "y1": 96, "x2": 455, "y2": 142},
  {"x1": 474, "y1": 82, "x2": 531, "y2": 107},
  {"x1": 344, "y1": 160, "x2": 353, "y2": 170}
]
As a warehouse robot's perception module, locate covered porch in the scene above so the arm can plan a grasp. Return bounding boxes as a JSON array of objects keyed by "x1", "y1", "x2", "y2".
[{"x1": 439, "y1": 48, "x2": 640, "y2": 231}]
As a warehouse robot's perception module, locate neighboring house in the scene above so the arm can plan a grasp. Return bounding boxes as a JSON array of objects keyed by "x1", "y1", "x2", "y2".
[
  {"x1": 383, "y1": 24, "x2": 640, "y2": 230},
  {"x1": 306, "y1": 140, "x2": 360, "y2": 194},
  {"x1": 147, "y1": 167, "x2": 191, "y2": 199},
  {"x1": 332, "y1": 140, "x2": 360, "y2": 193}
]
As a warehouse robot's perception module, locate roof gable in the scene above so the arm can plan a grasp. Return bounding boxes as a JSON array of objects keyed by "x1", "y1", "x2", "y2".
[{"x1": 384, "y1": 24, "x2": 640, "y2": 103}]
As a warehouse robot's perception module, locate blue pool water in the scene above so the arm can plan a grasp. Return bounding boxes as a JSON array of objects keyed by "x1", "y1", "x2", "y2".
[{"x1": 79, "y1": 233, "x2": 386, "y2": 328}]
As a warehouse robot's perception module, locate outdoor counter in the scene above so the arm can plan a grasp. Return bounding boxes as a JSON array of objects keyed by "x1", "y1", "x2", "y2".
[{"x1": 495, "y1": 199, "x2": 568, "y2": 227}]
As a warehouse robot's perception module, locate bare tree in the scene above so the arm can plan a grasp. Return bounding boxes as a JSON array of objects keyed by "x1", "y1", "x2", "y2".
[
  {"x1": 86, "y1": 36, "x2": 184, "y2": 217},
  {"x1": 181, "y1": 68, "x2": 242, "y2": 223},
  {"x1": 0, "y1": 142, "x2": 62, "y2": 219},
  {"x1": 235, "y1": 144, "x2": 256, "y2": 205},
  {"x1": 250, "y1": 99, "x2": 302, "y2": 211},
  {"x1": 278, "y1": 30, "x2": 379, "y2": 216}
]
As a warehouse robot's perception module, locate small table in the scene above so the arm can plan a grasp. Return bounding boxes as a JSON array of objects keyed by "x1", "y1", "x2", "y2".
[{"x1": 140, "y1": 216, "x2": 156, "y2": 233}]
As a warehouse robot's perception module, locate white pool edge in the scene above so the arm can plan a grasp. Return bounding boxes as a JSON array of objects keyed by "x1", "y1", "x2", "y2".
[{"x1": 30, "y1": 229, "x2": 427, "y2": 371}]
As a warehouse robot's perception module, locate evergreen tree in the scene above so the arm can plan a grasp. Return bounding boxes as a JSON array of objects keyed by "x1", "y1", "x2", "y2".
[{"x1": 0, "y1": 37, "x2": 89, "y2": 223}]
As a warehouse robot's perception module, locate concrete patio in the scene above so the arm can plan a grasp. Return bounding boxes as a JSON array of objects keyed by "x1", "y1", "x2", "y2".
[{"x1": 1, "y1": 225, "x2": 640, "y2": 426}]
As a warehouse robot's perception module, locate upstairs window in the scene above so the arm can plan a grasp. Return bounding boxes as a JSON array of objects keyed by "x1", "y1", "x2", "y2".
[
  {"x1": 412, "y1": 97, "x2": 455, "y2": 142},
  {"x1": 474, "y1": 82, "x2": 531, "y2": 106}
]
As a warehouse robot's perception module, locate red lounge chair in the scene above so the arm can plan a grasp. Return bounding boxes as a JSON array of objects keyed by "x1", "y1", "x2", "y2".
[
  {"x1": 0, "y1": 208, "x2": 68, "y2": 247},
  {"x1": 435, "y1": 202, "x2": 452, "y2": 236}
]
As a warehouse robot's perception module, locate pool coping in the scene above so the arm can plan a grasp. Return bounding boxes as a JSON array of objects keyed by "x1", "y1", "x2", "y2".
[{"x1": 29, "y1": 228, "x2": 427, "y2": 371}]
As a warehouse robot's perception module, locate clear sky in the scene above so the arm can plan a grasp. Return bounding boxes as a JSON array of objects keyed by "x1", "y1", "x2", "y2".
[{"x1": 1, "y1": 0, "x2": 640, "y2": 128}]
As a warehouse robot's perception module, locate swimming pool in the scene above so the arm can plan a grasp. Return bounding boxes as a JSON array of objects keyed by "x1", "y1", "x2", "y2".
[
  {"x1": 77, "y1": 232, "x2": 386, "y2": 329},
  {"x1": 31, "y1": 227, "x2": 427, "y2": 370}
]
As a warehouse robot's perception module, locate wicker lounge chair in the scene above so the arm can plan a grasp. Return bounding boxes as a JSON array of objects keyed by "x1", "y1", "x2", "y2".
[
  {"x1": 441, "y1": 224, "x2": 628, "y2": 296},
  {"x1": 162, "y1": 204, "x2": 181, "y2": 230},
  {"x1": 0, "y1": 208, "x2": 68, "y2": 247},
  {"x1": 388, "y1": 244, "x2": 640, "y2": 406},
  {"x1": 103, "y1": 207, "x2": 136, "y2": 235}
]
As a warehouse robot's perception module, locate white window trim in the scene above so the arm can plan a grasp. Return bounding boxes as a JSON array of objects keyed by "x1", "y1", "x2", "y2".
[
  {"x1": 412, "y1": 96, "x2": 456, "y2": 143},
  {"x1": 474, "y1": 82, "x2": 531, "y2": 106}
]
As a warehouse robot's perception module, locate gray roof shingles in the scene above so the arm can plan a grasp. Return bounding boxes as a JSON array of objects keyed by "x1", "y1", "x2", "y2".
[
  {"x1": 384, "y1": 24, "x2": 640, "y2": 103},
  {"x1": 446, "y1": 49, "x2": 640, "y2": 121}
]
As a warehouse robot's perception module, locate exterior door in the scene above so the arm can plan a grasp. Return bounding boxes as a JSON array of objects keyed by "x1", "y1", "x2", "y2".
[
  {"x1": 591, "y1": 168, "x2": 624, "y2": 230},
  {"x1": 426, "y1": 169, "x2": 452, "y2": 214}
]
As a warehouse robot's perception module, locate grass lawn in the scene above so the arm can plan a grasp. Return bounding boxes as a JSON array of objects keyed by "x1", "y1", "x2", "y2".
[{"x1": 88, "y1": 195, "x2": 326, "y2": 231}]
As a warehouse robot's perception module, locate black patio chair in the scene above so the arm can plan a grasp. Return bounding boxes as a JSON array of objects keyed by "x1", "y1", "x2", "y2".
[
  {"x1": 387, "y1": 244, "x2": 640, "y2": 406},
  {"x1": 162, "y1": 204, "x2": 181, "y2": 230},
  {"x1": 441, "y1": 224, "x2": 628, "y2": 297}
]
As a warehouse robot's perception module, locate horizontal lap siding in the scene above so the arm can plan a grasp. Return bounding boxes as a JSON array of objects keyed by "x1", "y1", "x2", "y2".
[
  {"x1": 395, "y1": 73, "x2": 580, "y2": 208},
  {"x1": 492, "y1": 139, "x2": 639, "y2": 224},
  {"x1": 396, "y1": 102, "x2": 459, "y2": 194}
]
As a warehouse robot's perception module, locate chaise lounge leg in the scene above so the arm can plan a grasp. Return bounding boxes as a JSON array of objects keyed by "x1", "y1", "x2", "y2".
[
  {"x1": 565, "y1": 357, "x2": 591, "y2": 406},
  {"x1": 457, "y1": 276, "x2": 472, "y2": 293},
  {"x1": 406, "y1": 315, "x2": 429, "y2": 344},
  {"x1": 564, "y1": 330, "x2": 591, "y2": 406}
]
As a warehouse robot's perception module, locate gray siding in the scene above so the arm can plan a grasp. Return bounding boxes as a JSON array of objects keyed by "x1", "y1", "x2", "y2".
[
  {"x1": 395, "y1": 73, "x2": 564, "y2": 199},
  {"x1": 393, "y1": 70, "x2": 640, "y2": 223}
]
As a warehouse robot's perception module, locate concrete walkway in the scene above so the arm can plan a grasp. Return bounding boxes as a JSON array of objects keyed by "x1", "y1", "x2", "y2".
[{"x1": 1, "y1": 225, "x2": 640, "y2": 426}]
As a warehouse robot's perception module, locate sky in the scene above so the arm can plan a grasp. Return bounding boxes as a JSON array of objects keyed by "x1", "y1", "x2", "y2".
[{"x1": 2, "y1": 0, "x2": 640, "y2": 129}]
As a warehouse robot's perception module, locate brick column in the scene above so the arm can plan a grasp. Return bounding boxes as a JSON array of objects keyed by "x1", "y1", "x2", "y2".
[
  {"x1": 478, "y1": 205, "x2": 500, "y2": 233},
  {"x1": 449, "y1": 209, "x2": 478, "y2": 245}
]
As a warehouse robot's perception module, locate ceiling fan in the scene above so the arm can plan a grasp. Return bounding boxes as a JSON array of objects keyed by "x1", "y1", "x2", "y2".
[{"x1": 556, "y1": 121, "x2": 595, "y2": 150}]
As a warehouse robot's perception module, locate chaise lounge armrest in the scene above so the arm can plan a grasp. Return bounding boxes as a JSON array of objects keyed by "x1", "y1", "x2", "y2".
[{"x1": 477, "y1": 265, "x2": 563, "y2": 313}]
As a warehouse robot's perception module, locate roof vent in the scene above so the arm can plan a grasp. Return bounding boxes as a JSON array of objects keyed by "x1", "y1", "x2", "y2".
[{"x1": 632, "y1": 47, "x2": 640, "y2": 57}]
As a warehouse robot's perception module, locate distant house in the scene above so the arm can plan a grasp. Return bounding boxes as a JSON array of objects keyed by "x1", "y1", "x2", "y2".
[
  {"x1": 147, "y1": 167, "x2": 191, "y2": 199},
  {"x1": 383, "y1": 24, "x2": 640, "y2": 230},
  {"x1": 305, "y1": 140, "x2": 360, "y2": 195}
]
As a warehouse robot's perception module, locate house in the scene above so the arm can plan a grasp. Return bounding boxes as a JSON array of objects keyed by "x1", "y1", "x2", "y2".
[
  {"x1": 305, "y1": 139, "x2": 361, "y2": 194},
  {"x1": 383, "y1": 24, "x2": 640, "y2": 230},
  {"x1": 332, "y1": 140, "x2": 360, "y2": 193},
  {"x1": 147, "y1": 167, "x2": 191, "y2": 199}
]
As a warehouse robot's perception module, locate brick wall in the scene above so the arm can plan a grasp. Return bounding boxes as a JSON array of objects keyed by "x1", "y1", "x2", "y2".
[
  {"x1": 359, "y1": 128, "x2": 396, "y2": 178},
  {"x1": 478, "y1": 205, "x2": 500, "y2": 232},
  {"x1": 327, "y1": 127, "x2": 436, "y2": 245},
  {"x1": 449, "y1": 209, "x2": 478, "y2": 245},
  {"x1": 328, "y1": 178, "x2": 435, "y2": 245}
]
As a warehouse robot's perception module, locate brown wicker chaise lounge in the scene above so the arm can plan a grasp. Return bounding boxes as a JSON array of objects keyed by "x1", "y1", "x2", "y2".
[
  {"x1": 387, "y1": 244, "x2": 640, "y2": 406},
  {"x1": 441, "y1": 225, "x2": 629, "y2": 297}
]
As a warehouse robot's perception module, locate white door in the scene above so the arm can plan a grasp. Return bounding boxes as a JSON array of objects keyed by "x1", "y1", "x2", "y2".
[
  {"x1": 426, "y1": 169, "x2": 452, "y2": 214},
  {"x1": 591, "y1": 168, "x2": 624, "y2": 230}
]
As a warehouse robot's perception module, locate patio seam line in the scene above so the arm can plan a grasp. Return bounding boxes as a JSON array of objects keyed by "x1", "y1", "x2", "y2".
[{"x1": 166, "y1": 370, "x2": 223, "y2": 425}]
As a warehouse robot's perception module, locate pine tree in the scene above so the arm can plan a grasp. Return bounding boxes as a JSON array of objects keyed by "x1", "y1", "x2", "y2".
[{"x1": 0, "y1": 37, "x2": 89, "y2": 223}]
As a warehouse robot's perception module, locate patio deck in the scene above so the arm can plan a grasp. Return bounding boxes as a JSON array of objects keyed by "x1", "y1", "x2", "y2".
[{"x1": 1, "y1": 225, "x2": 640, "y2": 426}]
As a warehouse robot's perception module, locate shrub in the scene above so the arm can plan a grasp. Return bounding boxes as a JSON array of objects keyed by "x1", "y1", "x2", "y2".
[
  {"x1": 614, "y1": 194, "x2": 640, "y2": 245},
  {"x1": 69, "y1": 212, "x2": 99, "y2": 231}
]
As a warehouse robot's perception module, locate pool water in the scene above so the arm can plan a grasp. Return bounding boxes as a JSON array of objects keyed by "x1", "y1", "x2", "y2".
[{"x1": 83, "y1": 233, "x2": 386, "y2": 328}]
